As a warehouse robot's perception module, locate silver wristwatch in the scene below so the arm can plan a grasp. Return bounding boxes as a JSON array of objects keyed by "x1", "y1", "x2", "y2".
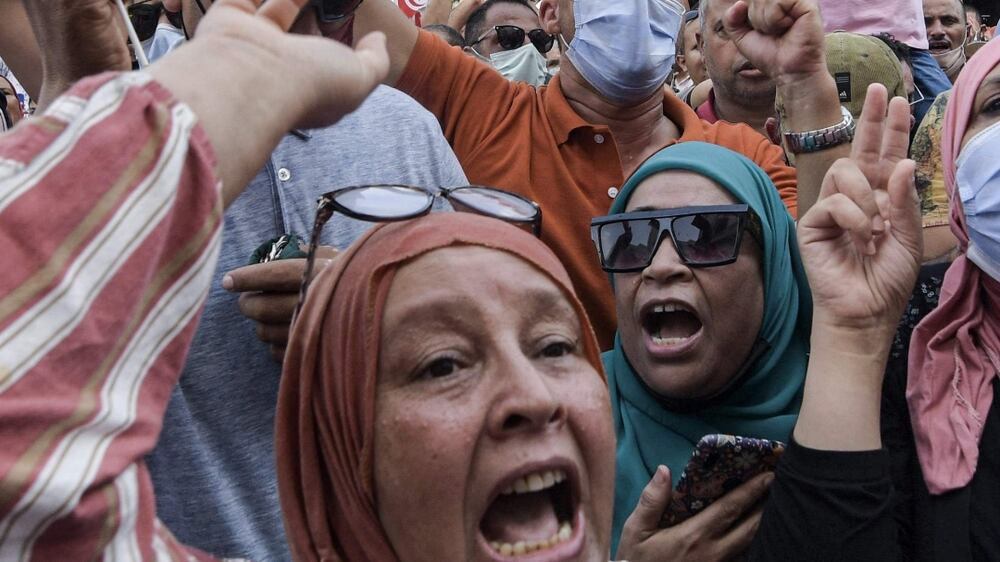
[{"x1": 783, "y1": 105, "x2": 856, "y2": 154}]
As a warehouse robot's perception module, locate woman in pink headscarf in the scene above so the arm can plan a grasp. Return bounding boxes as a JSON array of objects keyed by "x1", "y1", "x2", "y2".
[{"x1": 880, "y1": 38, "x2": 1000, "y2": 561}]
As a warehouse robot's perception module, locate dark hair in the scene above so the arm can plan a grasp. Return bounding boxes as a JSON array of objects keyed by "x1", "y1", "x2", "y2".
[
  {"x1": 425, "y1": 24, "x2": 466, "y2": 47},
  {"x1": 464, "y1": 0, "x2": 538, "y2": 46},
  {"x1": 873, "y1": 32, "x2": 913, "y2": 67}
]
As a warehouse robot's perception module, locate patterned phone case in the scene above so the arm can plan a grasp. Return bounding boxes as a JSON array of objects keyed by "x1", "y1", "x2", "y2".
[{"x1": 660, "y1": 434, "x2": 786, "y2": 527}]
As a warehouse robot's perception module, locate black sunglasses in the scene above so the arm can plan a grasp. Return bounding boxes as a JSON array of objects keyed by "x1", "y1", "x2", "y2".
[
  {"x1": 312, "y1": 0, "x2": 364, "y2": 22},
  {"x1": 590, "y1": 205, "x2": 763, "y2": 273},
  {"x1": 296, "y1": 184, "x2": 543, "y2": 317},
  {"x1": 471, "y1": 25, "x2": 555, "y2": 54}
]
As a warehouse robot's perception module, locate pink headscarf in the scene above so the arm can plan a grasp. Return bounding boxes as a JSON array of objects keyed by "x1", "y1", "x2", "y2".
[{"x1": 907, "y1": 40, "x2": 1000, "y2": 495}]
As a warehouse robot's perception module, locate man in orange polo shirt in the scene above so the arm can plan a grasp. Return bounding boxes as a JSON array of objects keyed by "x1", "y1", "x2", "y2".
[{"x1": 353, "y1": 0, "x2": 850, "y2": 348}]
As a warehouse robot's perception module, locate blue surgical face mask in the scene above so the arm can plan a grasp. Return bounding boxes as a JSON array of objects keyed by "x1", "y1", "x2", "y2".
[
  {"x1": 566, "y1": 0, "x2": 684, "y2": 106},
  {"x1": 957, "y1": 120, "x2": 1000, "y2": 280},
  {"x1": 490, "y1": 43, "x2": 549, "y2": 87}
]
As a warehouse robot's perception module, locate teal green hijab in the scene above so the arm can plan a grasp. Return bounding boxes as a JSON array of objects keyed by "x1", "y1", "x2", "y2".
[{"x1": 605, "y1": 142, "x2": 811, "y2": 551}]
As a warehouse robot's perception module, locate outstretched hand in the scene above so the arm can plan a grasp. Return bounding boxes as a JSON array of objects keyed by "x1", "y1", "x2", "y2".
[
  {"x1": 182, "y1": 0, "x2": 389, "y2": 130},
  {"x1": 722, "y1": 0, "x2": 827, "y2": 84},
  {"x1": 797, "y1": 84, "x2": 922, "y2": 331}
]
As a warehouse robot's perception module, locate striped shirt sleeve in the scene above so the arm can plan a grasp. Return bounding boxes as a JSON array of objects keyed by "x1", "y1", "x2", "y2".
[{"x1": 0, "y1": 72, "x2": 224, "y2": 562}]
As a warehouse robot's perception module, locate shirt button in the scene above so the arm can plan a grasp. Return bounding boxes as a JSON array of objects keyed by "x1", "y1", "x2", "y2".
[
  {"x1": 277, "y1": 168, "x2": 292, "y2": 182},
  {"x1": 594, "y1": 134, "x2": 606, "y2": 144},
  {"x1": 608, "y1": 186, "x2": 619, "y2": 199}
]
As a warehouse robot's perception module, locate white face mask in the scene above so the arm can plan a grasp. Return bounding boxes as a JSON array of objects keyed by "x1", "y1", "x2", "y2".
[
  {"x1": 490, "y1": 43, "x2": 549, "y2": 87},
  {"x1": 566, "y1": 0, "x2": 684, "y2": 106},
  {"x1": 957, "y1": 120, "x2": 1000, "y2": 280}
]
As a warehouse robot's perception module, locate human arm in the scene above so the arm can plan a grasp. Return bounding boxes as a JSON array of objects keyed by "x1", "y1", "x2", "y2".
[
  {"x1": 447, "y1": 0, "x2": 484, "y2": 32},
  {"x1": 0, "y1": 0, "x2": 43, "y2": 100},
  {"x1": 747, "y1": 85, "x2": 919, "y2": 561},
  {"x1": 0, "y1": 0, "x2": 387, "y2": 559},
  {"x1": 420, "y1": 0, "x2": 453, "y2": 27},
  {"x1": 616, "y1": 466, "x2": 773, "y2": 562},
  {"x1": 353, "y1": 0, "x2": 421, "y2": 85},
  {"x1": 723, "y1": 0, "x2": 858, "y2": 216}
]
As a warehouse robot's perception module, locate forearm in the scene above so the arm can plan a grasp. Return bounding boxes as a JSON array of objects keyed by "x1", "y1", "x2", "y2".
[
  {"x1": 448, "y1": 0, "x2": 482, "y2": 31},
  {"x1": 0, "y1": 0, "x2": 42, "y2": 98},
  {"x1": 354, "y1": 0, "x2": 419, "y2": 85},
  {"x1": 794, "y1": 319, "x2": 895, "y2": 451},
  {"x1": 421, "y1": 0, "x2": 452, "y2": 27},
  {"x1": 149, "y1": 37, "x2": 301, "y2": 207},
  {"x1": 777, "y1": 72, "x2": 849, "y2": 215}
]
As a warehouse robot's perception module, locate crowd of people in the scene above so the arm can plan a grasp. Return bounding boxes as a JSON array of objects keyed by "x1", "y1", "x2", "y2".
[{"x1": 0, "y1": 0, "x2": 999, "y2": 560}]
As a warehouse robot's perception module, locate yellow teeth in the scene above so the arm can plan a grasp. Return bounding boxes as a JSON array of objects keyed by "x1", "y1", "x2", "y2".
[
  {"x1": 651, "y1": 335, "x2": 690, "y2": 345},
  {"x1": 489, "y1": 522, "x2": 573, "y2": 557},
  {"x1": 501, "y1": 470, "x2": 566, "y2": 495}
]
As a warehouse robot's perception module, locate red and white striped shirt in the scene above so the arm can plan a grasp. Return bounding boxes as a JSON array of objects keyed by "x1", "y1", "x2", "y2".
[{"x1": 0, "y1": 72, "x2": 224, "y2": 561}]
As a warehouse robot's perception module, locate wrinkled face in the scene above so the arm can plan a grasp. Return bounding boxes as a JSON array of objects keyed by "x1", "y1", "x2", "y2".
[
  {"x1": 471, "y1": 4, "x2": 544, "y2": 57},
  {"x1": 961, "y1": 62, "x2": 1000, "y2": 150},
  {"x1": 924, "y1": 0, "x2": 966, "y2": 53},
  {"x1": 373, "y1": 246, "x2": 615, "y2": 562},
  {"x1": 613, "y1": 171, "x2": 765, "y2": 400},
  {"x1": 701, "y1": 0, "x2": 775, "y2": 108},
  {"x1": 682, "y1": 18, "x2": 706, "y2": 85}
]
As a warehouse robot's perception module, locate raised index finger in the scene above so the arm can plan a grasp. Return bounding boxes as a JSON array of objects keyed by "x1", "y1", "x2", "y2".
[
  {"x1": 256, "y1": 0, "x2": 308, "y2": 31},
  {"x1": 848, "y1": 84, "x2": 889, "y2": 182}
]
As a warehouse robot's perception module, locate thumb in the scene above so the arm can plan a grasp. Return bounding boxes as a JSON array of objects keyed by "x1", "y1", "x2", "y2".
[{"x1": 625, "y1": 465, "x2": 673, "y2": 534}]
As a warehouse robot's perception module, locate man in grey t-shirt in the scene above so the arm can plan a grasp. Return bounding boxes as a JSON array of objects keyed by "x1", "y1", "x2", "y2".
[{"x1": 145, "y1": 3, "x2": 468, "y2": 561}]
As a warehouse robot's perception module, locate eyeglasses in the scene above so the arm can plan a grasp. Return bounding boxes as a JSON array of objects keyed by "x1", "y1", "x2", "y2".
[
  {"x1": 590, "y1": 205, "x2": 762, "y2": 273},
  {"x1": 471, "y1": 25, "x2": 556, "y2": 54},
  {"x1": 296, "y1": 184, "x2": 543, "y2": 316},
  {"x1": 908, "y1": 83, "x2": 926, "y2": 107},
  {"x1": 311, "y1": 0, "x2": 365, "y2": 22}
]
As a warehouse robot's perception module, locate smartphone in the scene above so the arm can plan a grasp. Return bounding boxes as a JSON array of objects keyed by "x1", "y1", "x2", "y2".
[{"x1": 659, "y1": 434, "x2": 785, "y2": 527}]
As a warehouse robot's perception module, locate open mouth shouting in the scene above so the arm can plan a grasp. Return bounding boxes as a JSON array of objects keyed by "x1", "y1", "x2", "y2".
[
  {"x1": 929, "y1": 38, "x2": 954, "y2": 53},
  {"x1": 640, "y1": 300, "x2": 704, "y2": 358},
  {"x1": 478, "y1": 462, "x2": 584, "y2": 561}
]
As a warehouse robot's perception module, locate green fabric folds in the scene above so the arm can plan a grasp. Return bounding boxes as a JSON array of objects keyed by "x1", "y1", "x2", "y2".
[{"x1": 604, "y1": 142, "x2": 811, "y2": 551}]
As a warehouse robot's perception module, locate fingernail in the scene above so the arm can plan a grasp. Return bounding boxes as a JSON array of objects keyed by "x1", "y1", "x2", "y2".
[
  {"x1": 872, "y1": 216, "x2": 885, "y2": 234},
  {"x1": 222, "y1": 275, "x2": 234, "y2": 291},
  {"x1": 655, "y1": 465, "x2": 668, "y2": 485}
]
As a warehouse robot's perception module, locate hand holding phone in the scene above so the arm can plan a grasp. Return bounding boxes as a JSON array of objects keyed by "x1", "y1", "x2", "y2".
[
  {"x1": 616, "y1": 463, "x2": 774, "y2": 562},
  {"x1": 660, "y1": 434, "x2": 785, "y2": 527}
]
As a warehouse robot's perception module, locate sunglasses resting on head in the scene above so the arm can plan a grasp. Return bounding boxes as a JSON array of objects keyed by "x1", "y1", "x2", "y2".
[{"x1": 296, "y1": 184, "x2": 543, "y2": 317}]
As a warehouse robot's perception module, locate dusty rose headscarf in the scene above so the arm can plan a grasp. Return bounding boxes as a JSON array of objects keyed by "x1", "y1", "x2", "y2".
[
  {"x1": 907, "y1": 40, "x2": 1000, "y2": 495},
  {"x1": 275, "y1": 213, "x2": 604, "y2": 562}
]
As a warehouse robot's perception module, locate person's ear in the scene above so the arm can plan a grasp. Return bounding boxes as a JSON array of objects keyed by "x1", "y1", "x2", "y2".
[{"x1": 539, "y1": 0, "x2": 560, "y2": 36}]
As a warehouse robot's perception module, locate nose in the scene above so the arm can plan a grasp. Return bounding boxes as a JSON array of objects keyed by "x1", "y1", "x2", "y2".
[
  {"x1": 486, "y1": 344, "x2": 567, "y2": 439},
  {"x1": 928, "y1": 20, "x2": 946, "y2": 38},
  {"x1": 641, "y1": 232, "x2": 695, "y2": 285}
]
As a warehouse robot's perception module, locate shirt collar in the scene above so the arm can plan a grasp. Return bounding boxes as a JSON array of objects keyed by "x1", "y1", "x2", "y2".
[{"x1": 545, "y1": 75, "x2": 709, "y2": 146}]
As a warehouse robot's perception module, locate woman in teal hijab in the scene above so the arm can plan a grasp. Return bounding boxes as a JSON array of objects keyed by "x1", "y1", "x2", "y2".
[{"x1": 594, "y1": 142, "x2": 812, "y2": 554}]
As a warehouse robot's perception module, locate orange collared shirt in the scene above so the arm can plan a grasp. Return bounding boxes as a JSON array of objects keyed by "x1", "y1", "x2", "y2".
[{"x1": 397, "y1": 31, "x2": 798, "y2": 349}]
